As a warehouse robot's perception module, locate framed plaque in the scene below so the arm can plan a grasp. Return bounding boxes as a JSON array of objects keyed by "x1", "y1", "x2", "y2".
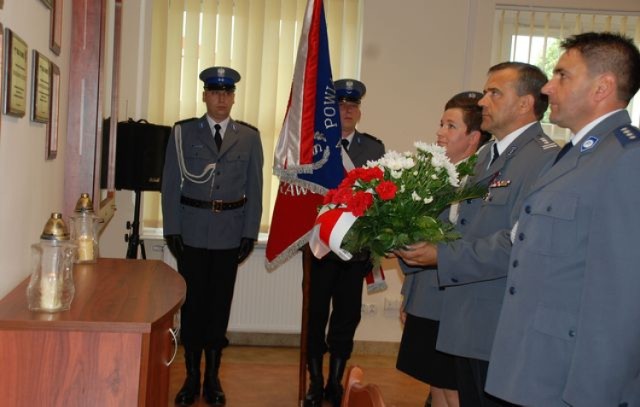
[
  {"x1": 50, "y1": 0, "x2": 63, "y2": 55},
  {"x1": 3, "y1": 28, "x2": 28, "y2": 117},
  {"x1": 31, "y1": 50, "x2": 51, "y2": 123},
  {"x1": 46, "y1": 63, "x2": 60, "y2": 159}
]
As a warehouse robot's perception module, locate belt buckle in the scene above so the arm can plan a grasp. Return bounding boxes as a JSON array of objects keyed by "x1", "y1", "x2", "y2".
[{"x1": 212, "y1": 200, "x2": 223, "y2": 212}]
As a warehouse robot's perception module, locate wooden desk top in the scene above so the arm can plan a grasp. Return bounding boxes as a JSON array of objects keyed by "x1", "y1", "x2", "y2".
[{"x1": 0, "y1": 258, "x2": 186, "y2": 333}]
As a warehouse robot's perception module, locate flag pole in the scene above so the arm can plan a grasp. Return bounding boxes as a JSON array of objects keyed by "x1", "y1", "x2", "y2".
[{"x1": 299, "y1": 245, "x2": 312, "y2": 405}]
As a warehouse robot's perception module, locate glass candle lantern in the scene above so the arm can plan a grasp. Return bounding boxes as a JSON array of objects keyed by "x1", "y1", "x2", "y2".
[
  {"x1": 27, "y1": 213, "x2": 76, "y2": 312},
  {"x1": 69, "y1": 193, "x2": 102, "y2": 263}
]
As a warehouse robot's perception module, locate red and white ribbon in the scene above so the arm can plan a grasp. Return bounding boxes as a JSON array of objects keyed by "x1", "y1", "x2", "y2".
[{"x1": 309, "y1": 207, "x2": 358, "y2": 261}]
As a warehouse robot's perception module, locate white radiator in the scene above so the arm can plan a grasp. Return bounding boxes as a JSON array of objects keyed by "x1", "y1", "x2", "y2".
[{"x1": 163, "y1": 245, "x2": 303, "y2": 334}]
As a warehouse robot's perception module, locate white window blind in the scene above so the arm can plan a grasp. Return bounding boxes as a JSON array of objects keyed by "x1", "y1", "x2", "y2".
[
  {"x1": 142, "y1": 0, "x2": 364, "y2": 232},
  {"x1": 492, "y1": 6, "x2": 640, "y2": 142}
]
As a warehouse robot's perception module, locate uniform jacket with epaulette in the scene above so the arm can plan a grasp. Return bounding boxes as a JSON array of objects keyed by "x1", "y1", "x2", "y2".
[
  {"x1": 486, "y1": 110, "x2": 640, "y2": 407},
  {"x1": 433, "y1": 122, "x2": 559, "y2": 361},
  {"x1": 161, "y1": 115, "x2": 264, "y2": 250},
  {"x1": 346, "y1": 130, "x2": 385, "y2": 167}
]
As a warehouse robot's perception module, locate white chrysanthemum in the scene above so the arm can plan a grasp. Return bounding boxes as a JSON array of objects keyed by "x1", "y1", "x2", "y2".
[
  {"x1": 375, "y1": 150, "x2": 415, "y2": 171},
  {"x1": 415, "y1": 141, "x2": 447, "y2": 156},
  {"x1": 390, "y1": 170, "x2": 403, "y2": 179},
  {"x1": 444, "y1": 164, "x2": 461, "y2": 187},
  {"x1": 423, "y1": 196, "x2": 434, "y2": 204},
  {"x1": 431, "y1": 174, "x2": 437, "y2": 179},
  {"x1": 416, "y1": 143, "x2": 460, "y2": 187},
  {"x1": 413, "y1": 171, "x2": 418, "y2": 176},
  {"x1": 412, "y1": 191, "x2": 422, "y2": 201},
  {"x1": 400, "y1": 184, "x2": 406, "y2": 193}
]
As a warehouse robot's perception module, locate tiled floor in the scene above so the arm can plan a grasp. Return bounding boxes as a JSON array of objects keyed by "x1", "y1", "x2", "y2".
[{"x1": 169, "y1": 345, "x2": 430, "y2": 406}]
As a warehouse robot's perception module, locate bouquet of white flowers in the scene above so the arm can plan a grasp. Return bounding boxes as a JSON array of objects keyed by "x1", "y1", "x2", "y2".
[{"x1": 310, "y1": 142, "x2": 484, "y2": 263}]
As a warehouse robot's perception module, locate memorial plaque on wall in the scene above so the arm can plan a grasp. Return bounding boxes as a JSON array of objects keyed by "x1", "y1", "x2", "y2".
[
  {"x1": 31, "y1": 50, "x2": 51, "y2": 123},
  {"x1": 3, "y1": 28, "x2": 28, "y2": 117}
]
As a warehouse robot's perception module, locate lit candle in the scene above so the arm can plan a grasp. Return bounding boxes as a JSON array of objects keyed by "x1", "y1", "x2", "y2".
[
  {"x1": 40, "y1": 247, "x2": 62, "y2": 310},
  {"x1": 77, "y1": 235, "x2": 94, "y2": 262}
]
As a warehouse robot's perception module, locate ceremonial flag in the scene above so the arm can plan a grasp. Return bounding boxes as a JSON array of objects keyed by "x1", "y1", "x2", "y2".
[{"x1": 265, "y1": 0, "x2": 343, "y2": 269}]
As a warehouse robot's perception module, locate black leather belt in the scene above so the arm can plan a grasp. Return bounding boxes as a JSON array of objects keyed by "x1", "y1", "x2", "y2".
[{"x1": 180, "y1": 195, "x2": 247, "y2": 212}]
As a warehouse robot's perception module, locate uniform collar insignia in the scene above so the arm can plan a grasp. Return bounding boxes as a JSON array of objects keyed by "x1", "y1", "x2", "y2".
[{"x1": 580, "y1": 136, "x2": 599, "y2": 153}]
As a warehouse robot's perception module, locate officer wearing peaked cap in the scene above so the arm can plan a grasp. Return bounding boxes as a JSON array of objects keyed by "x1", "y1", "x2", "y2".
[
  {"x1": 334, "y1": 78, "x2": 366, "y2": 103},
  {"x1": 162, "y1": 65, "x2": 263, "y2": 406},
  {"x1": 331, "y1": 78, "x2": 384, "y2": 169},
  {"x1": 199, "y1": 66, "x2": 241, "y2": 91},
  {"x1": 304, "y1": 78, "x2": 385, "y2": 407}
]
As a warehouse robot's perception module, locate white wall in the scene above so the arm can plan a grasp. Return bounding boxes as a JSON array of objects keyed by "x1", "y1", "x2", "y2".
[
  {"x1": 99, "y1": 0, "x2": 153, "y2": 259},
  {"x1": 0, "y1": 1, "x2": 71, "y2": 298}
]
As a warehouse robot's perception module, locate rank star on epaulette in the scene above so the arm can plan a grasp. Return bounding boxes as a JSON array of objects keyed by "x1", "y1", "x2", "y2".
[{"x1": 489, "y1": 179, "x2": 511, "y2": 188}]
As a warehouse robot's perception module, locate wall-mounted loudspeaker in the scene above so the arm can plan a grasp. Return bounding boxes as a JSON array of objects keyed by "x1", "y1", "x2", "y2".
[{"x1": 102, "y1": 119, "x2": 171, "y2": 191}]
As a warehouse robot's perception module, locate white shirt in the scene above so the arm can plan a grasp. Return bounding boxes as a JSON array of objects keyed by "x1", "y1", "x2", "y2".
[
  {"x1": 568, "y1": 109, "x2": 622, "y2": 146},
  {"x1": 489, "y1": 121, "x2": 538, "y2": 168},
  {"x1": 342, "y1": 131, "x2": 355, "y2": 147},
  {"x1": 206, "y1": 116, "x2": 231, "y2": 141}
]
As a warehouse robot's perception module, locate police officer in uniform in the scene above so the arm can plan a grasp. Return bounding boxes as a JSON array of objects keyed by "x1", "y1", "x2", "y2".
[
  {"x1": 304, "y1": 79, "x2": 385, "y2": 407},
  {"x1": 162, "y1": 66, "x2": 264, "y2": 406},
  {"x1": 396, "y1": 62, "x2": 559, "y2": 407},
  {"x1": 485, "y1": 32, "x2": 640, "y2": 407}
]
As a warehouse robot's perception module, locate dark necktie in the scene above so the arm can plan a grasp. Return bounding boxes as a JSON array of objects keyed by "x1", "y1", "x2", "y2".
[
  {"x1": 489, "y1": 142, "x2": 500, "y2": 166},
  {"x1": 341, "y1": 138, "x2": 350, "y2": 152},
  {"x1": 214, "y1": 124, "x2": 222, "y2": 150},
  {"x1": 553, "y1": 141, "x2": 573, "y2": 165}
]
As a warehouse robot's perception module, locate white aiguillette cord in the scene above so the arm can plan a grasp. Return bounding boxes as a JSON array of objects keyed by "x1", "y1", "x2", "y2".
[{"x1": 174, "y1": 124, "x2": 217, "y2": 184}]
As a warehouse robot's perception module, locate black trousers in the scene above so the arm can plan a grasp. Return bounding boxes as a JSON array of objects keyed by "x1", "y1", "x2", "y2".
[
  {"x1": 305, "y1": 255, "x2": 371, "y2": 360},
  {"x1": 177, "y1": 244, "x2": 240, "y2": 351},
  {"x1": 455, "y1": 356, "x2": 519, "y2": 407}
]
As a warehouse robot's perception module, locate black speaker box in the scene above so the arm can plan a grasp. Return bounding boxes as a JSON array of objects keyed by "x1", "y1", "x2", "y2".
[{"x1": 101, "y1": 119, "x2": 171, "y2": 191}]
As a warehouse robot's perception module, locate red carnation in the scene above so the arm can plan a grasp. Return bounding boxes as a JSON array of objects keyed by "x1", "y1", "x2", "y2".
[
  {"x1": 375, "y1": 181, "x2": 398, "y2": 201},
  {"x1": 332, "y1": 187, "x2": 355, "y2": 205},
  {"x1": 347, "y1": 191, "x2": 374, "y2": 216}
]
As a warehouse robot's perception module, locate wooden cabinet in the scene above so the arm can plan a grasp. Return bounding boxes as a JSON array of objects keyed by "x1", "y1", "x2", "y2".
[{"x1": 0, "y1": 258, "x2": 186, "y2": 406}]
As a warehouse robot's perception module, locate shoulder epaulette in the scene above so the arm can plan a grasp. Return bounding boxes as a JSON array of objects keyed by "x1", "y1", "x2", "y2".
[
  {"x1": 614, "y1": 125, "x2": 640, "y2": 148},
  {"x1": 535, "y1": 133, "x2": 559, "y2": 151},
  {"x1": 175, "y1": 117, "x2": 198, "y2": 126},
  {"x1": 235, "y1": 120, "x2": 259, "y2": 133},
  {"x1": 360, "y1": 132, "x2": 383, "y2": 144}
]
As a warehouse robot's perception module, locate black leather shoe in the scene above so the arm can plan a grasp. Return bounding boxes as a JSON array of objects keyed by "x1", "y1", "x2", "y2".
[
  {"x1": 202, "y1": 378, "x2": 226, "y2": 405},
  {"x1": 304, "y1": 357, "x2": 324, "y2": 407},
  {"x1": 174, "y1": 348, "x2": 202, "y2": 406},
  {"x1": 175, "y1": 377, "x2": 200, "y2": 406},
  {"x1": 324, "y1": 356, "x2": 347, "y2": 407},
  {"x1": 203, "y1": 348, "x2": 226, "y2": 405},
  {"x1": 303, "y1": 385, "x2": 324, "y2": 407}
]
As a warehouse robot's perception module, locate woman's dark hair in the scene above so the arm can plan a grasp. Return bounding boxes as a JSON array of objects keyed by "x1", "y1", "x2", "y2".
[{"x1": 445, "y1": 91, "x2": 492, "y2": 146}]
